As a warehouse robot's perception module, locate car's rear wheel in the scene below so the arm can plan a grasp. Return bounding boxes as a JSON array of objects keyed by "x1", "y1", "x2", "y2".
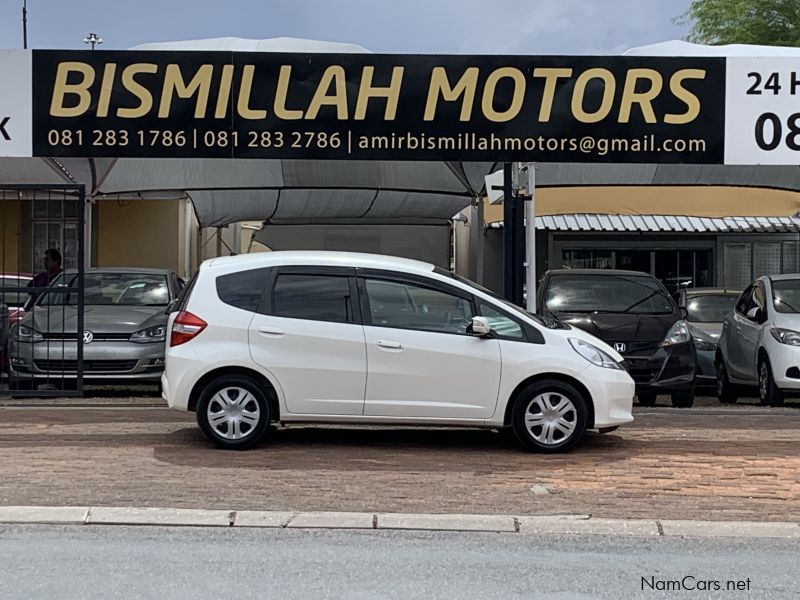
[
  {"x1": 715, "y1": 361, "x2": 738, "y2": 404},
  {"x1": 511, "y1": 380, "x2": 588, "y2": 453},
  {"x1": 196, "y1": 376, "x2": 271, "y2": 450},
  {"x1": 758, "y1": 357, "x2": 784, "y2": 407},
  {"x1": 637, "y1": 392, "x2": 657, "y2": 407}
]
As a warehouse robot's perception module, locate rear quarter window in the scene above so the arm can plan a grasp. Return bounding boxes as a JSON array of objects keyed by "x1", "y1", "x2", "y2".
[{"x1": 215, "y1": 268, "x2": 271, "y2": 312}]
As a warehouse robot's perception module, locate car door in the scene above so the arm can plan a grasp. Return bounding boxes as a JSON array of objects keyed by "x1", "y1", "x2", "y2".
[
  {"x1": 248, "y1": 267, "x2": 367, "y2": 416},
  {"x1": 738, "y1": 282, "x2": 767, "y2": 382},
  {"x1": 726, "y1": 285, "x2": 753, "y2": 380},
  {"x1": 359, "y1": 271, "x2": 502, "y2": 420}
]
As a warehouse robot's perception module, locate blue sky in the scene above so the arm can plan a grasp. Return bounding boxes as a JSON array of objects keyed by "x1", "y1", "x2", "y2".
[{"x1": 0, "y1": 0, "x2": 691, "y2": 54}]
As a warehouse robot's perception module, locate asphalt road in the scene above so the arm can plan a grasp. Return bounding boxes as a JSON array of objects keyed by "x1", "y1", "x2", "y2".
[{"x1": 1, "y1": 525, "x2": 797, "y2": 599}]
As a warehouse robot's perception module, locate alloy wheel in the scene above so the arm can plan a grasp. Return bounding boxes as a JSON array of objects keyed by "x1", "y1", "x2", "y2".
[
  {"x1": 524, "y1": 392, "x2": 578, "y2": 446},
  {"x1": 206, "y1": 386, "x2": 261, "y2": 441}
]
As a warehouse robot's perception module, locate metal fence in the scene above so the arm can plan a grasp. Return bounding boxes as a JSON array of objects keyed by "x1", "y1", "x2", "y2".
[{"x1": 0, "y1": 184, "x2": 85, "y2": 397}]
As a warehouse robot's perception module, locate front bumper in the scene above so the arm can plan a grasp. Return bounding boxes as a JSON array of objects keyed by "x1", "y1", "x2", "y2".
[
  {"x1": 767, "y1": 343, "x2": 800, "y2": 390},
  {"x1": 8, "y1": 338, "x2": 165, "y2": 382},
  {"x1": 694, "y1": 349, "x2": 716, "y2": 386},
  {"x1": 583, "y1": 365, "x2": 635, "y2": 429},
  {"x1": 623, "y1": 342, "x2": 696, "y2": 394}
]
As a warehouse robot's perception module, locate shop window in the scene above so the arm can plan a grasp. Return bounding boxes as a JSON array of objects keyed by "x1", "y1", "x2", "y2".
[{"x1": 561, "y1": 250, "x2": 612, "y2": 269}]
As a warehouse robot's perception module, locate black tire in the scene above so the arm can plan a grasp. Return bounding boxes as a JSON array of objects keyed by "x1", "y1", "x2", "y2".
[
  {"x1": 196, "y1": 375, "x2": 271, "y2": 450},
  {"x1": 715, "y1": 361, "x2": 738, "y2": 404},
  {"x1": 758, "y1": 356, "x2": 784, "y2": 407},
  {"x1": 670, "y1": 389, "x2": 695, "y2": 408},
  {"x1": 637, "y1": 392, "x2": 657, "y2": 407},
  {"x1": 511, "y1": 379, "x2": 589, "y2": 453}
]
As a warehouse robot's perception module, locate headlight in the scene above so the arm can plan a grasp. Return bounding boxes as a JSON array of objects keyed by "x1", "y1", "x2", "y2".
[
  {"x1": 569, "y1": 338, "x2": 623, "y2": 370},
  {"x1": 770, "y1": 328, "x2": 800, "y2": 346},
  {"x1": 660, "y1": 320, "x2": 691, "y2": 347},
  {"x1": 16, "y1": 325, "x2": 43, "y2": 343},
  {"x1": 129, "y1": 325, "x2": 166, "y2": 344},
  {"x1": 693, "y1": 337, "x2": 716, "y2": 352}
]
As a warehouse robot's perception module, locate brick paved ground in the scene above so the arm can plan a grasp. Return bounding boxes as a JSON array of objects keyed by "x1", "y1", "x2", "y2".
[{"x1": 0, "y1": 397, "x2": 798, "y2": 521}]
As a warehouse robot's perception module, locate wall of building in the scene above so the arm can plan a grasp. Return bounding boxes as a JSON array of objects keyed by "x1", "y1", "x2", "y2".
[
  {"x1": 96, "y1": 199, "x2": 183, "y2": 272},
  {"x1": 0, "y1": 198, "x2": 21, "y2": 273}
]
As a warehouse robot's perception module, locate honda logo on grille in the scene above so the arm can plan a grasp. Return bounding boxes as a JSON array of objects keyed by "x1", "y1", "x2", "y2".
[
  {"x1": 83, "y1": 331, "x2": 94, "y2": 344},
  {"x1": 614, "y1": 342, "x2": 626, "y2": 353}
]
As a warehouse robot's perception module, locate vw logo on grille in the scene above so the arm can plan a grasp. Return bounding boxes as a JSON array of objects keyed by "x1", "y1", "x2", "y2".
[
  {"x1": 83, "y1": 331, "x2": 94, "y2": 344},
  {"x1": 614, "y1": 342, "x2": 626, "y2": 353}
]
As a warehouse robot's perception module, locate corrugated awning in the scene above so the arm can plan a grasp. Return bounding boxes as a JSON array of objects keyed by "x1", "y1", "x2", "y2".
[{"x1": 487, "y1": 213, "x2": 800, "y2": 233}]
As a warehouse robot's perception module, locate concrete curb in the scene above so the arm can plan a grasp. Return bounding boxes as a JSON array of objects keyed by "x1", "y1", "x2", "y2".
[{"x1": 1, "y1": 506, "x2": 799, "y2": 539}]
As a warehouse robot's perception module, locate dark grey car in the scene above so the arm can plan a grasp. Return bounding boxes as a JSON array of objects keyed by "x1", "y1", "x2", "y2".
[{"x1": 8, "y1": 268, "x2": 183, "y2": 389}]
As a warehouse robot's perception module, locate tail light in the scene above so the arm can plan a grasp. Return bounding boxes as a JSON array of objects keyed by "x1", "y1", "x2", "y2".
[{"x1": 170, "y1": 311, "x2": 207, "y2": 347}]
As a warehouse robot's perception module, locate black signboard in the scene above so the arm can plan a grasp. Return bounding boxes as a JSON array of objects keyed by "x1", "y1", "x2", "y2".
[{"x1": 32, "y1": 50, "x2": 725, "y2": 162}]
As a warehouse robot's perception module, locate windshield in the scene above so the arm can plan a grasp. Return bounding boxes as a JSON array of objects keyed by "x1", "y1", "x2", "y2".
[
  {"x1": 436, "y1": 268, "x2": 564, "y2": 328},
  {"x1": 772, "y1": 279, "x2": 800, "y2": 314},
  {"x1": 685, "y1": 294, "x2": 738, "y2": 323},
  {"x1": 40, "y1": 273, "x2": 171, "y2": 307},
  {"x1": 545, "y1": 274, "x2": 675, "y2": 315}
]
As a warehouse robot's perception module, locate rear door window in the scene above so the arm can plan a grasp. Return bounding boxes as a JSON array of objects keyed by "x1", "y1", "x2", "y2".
[
  {"x1": 272, "y1": 274, "x2": 354, "y2": 323},
  {"x1": 216, "y1": 268, "x2": 270, "y2": 313}
]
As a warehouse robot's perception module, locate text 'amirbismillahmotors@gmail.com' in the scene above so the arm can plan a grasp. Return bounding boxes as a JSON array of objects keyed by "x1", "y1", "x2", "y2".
[{"x1": 641, "y1": 576, "x2": 753, "y2": 593}]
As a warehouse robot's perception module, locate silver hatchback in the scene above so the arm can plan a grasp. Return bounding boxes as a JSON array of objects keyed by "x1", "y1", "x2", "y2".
[{"x1": 8, "y1": 268, "x2": 183, "y2": 391}]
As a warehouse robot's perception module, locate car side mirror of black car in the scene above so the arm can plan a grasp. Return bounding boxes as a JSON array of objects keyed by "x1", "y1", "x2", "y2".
[{"x1": 680, "y1": 306, "x2": 688, "y2": 320}]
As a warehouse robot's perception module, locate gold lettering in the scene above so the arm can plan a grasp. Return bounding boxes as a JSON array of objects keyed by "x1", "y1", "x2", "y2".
[
  {"x1": 273, "y1": 65, "x2": 304, "y2": 120},
  {"x1": 50, "y1": 62, "x2": 95, "y2": 117},
  {"x1": 237, "y1": 65, "x2": 267, "y2": 119},
  {"x1": 482, "y1": 68, "x2": 526, "y2": 123},
  {"x1": 97, "y1": 63, "x2": 117, "y2": 118},
  {"x1": 117, "y1": 63, "x2": 157, "y2": 118},
  {"x1": 159, "y1": 64, "x2": 213, "y2": 118},
  {"x1": 571, "y1": 68, "x2": 616, "y2": 124},
  {"x1": 619, "y1": 68, "x2": 663, "y2": 123},
  {"x1": 306, "y1": 66, "x2": 348, "y2": 120},
  {"x1": 355, "y1": 66, "x2": 404, "y2": 120},
  {"x1": 665, "y1": 69, "x2": 705, "y2": 124},
  {"x1": 214, "y1": 64, "x2": 234, "y2": 119},
  {"x1": 424, "y1": 67, "x2": 479, "y2": 121},
  {"x1": 532, "y1": 67, "x2": 573, "y2": 122}
]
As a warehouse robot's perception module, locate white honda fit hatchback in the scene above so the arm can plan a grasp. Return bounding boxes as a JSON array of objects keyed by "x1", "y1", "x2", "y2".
[{"x1": 163, "y1": 252, "x2": 634, "y2": 452}]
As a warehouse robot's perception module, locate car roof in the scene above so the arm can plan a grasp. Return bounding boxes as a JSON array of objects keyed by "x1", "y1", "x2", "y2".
[
  {"x1": 206, "y1": 251, "x2": 436, "y2": 275},
  {"x1": 683, "y1": 287, "x2": 740, "y2": 296},
  {"x1": 767, "y1": 273, "x2": 800, "y2": 282},
  {"x1": 60, "y1": 267, "x2": 175, "y2": 275},
  {"x1": 545, "y1": 269, "x2": 654, "y2": 278}
]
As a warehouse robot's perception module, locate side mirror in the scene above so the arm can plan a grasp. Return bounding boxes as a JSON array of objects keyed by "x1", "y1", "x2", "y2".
[
  {"x1": 746, "y1": 306, "x2": 762, "y2": 322},
  {"x1": 680, "y1": 306, "x2": 688, "y2": 320},
  {"x1": 468, "y1": 316, "x2": 492, "y2": 337}
]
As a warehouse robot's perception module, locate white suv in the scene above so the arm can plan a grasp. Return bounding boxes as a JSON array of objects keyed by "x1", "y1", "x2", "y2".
[
  {"x1": 717, "y1": 274, "x2": 800, "y2": 406},
  {"x1": 163, "y1": 252, "x2": 634, "y2": 452}
]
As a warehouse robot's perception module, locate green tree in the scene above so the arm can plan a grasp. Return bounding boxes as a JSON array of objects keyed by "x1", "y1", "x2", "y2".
[{"x1": 679, "y1": 0, "x2": 800, "y2": 46}]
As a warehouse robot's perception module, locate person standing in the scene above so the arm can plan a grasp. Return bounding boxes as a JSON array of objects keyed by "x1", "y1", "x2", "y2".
[{"x1": 27, "y1": 248, "x2": 63, "y2": 303}]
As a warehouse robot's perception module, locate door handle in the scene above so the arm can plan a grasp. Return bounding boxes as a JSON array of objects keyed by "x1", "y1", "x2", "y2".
[
  {"x1": 258, "y1": 325, "x2": 284, "y2": 335},
  {"x1": 377, "y1": 340, "x2": 403, "y2": 349}
]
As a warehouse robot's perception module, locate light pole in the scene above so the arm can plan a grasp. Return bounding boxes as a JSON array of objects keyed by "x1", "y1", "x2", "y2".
[
  {"x1": 83, "y1": 32, "x2": 102, "y2": 50},
  {"x1": 22, "y1": 0, "x2": 28, "y2": 49}
]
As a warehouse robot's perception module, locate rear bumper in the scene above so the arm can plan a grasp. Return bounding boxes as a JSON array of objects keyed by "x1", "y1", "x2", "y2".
[{"x1": 624, "y1": 342, "x2": 696, "y2": 394}]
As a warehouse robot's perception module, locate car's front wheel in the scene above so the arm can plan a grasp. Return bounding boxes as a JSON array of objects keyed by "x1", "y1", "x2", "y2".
[
  {"x1": 196, "y1": 376, "x2": 271, "y2": 450},
  {"x1": 758, "y1": 356, "x2": 784, "y2": 407},
  {"x1": 511, "y1": 380, "x2": 589, "y2": 453},
  {"x1": 670, "y1": 389, "x2": 695, "y2": 408}
]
